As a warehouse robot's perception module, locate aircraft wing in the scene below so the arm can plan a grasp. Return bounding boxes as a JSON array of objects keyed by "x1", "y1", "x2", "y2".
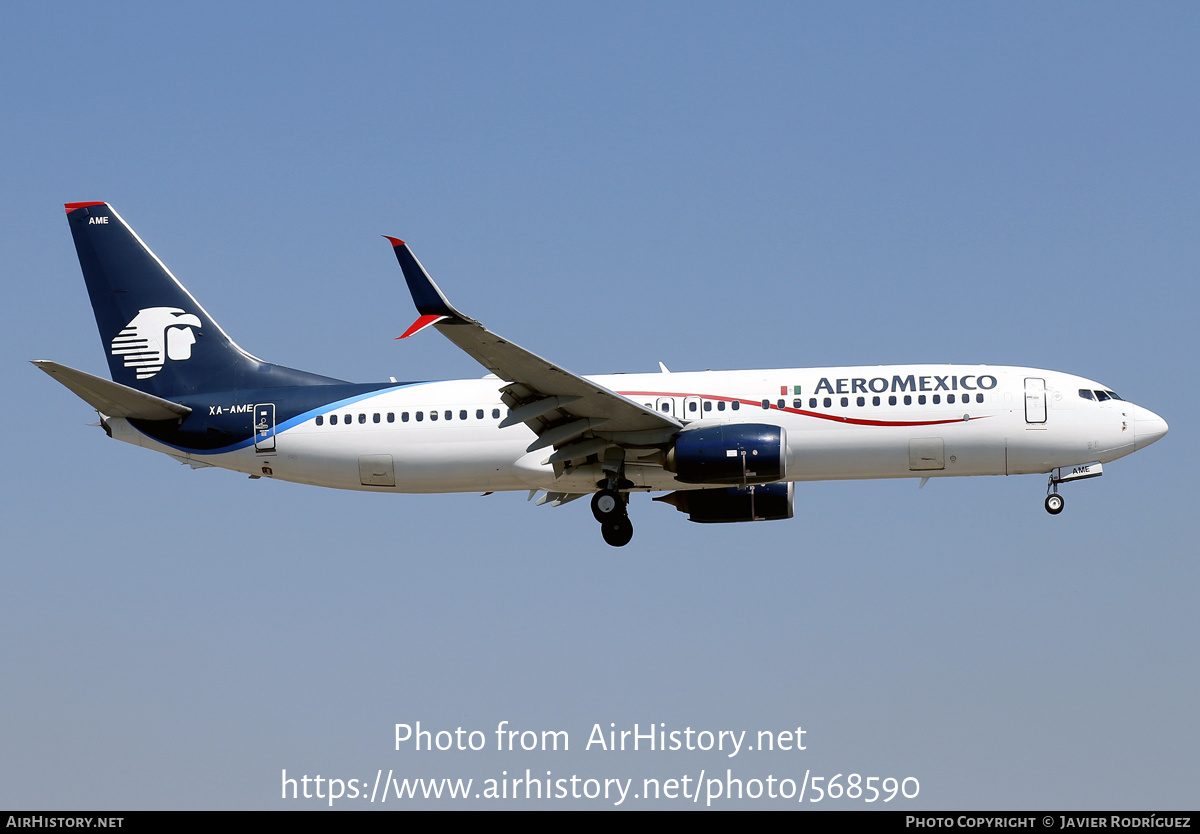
[
  {"x1": 386, "y1": 238, "x2": 682, "y2": 459},
  {"x1": 33, "y1": 360, "x2": 192, "y2": 420}
]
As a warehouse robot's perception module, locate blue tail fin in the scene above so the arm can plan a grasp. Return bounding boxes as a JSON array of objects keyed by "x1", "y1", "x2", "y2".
[{"x1": 65, "y1": 202, "x2": 342, "y2": 396}]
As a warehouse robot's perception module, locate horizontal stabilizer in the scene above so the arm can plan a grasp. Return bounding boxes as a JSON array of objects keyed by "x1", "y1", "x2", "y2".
[{"x1": 32, "y1": 360, "x2": 192, "y2": 420}]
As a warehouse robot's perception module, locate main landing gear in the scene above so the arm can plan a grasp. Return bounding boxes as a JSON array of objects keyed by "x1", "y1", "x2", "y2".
[
  {"x1": 592, "y1": 450, "x2": 635, "y2": 547},
  {"x1": 592, "y1": 487, "x2": 633, "y2": 547}
]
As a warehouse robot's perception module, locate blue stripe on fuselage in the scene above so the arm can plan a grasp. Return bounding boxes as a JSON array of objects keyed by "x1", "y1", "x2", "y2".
[{"x1": 128, "y1": 380, "x2": 436, "y2": 454}]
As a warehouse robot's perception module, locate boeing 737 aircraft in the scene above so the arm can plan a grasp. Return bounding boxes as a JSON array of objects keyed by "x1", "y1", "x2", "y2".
[{"x1": 37, "y1": 202, "x2": 1168, "y2": 546}]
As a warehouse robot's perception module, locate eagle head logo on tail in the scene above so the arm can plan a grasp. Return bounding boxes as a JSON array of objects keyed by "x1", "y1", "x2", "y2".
[{"x1": 110, "y1": 307, "x2": 202, "y2": 379}]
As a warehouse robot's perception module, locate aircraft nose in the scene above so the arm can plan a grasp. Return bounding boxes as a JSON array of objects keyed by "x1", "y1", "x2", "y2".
[{"x1": 1134, "y1": 406, "x2": 1168, "y2": 451}]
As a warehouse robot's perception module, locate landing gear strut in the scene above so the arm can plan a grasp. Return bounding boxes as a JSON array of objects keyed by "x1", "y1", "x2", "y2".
[{"x1": 1045, "y1": 473, "x2": 1065, "y2": 514}]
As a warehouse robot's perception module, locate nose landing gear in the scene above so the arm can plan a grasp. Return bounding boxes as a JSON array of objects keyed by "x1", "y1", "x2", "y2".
[{"x1": 1044, "y1": 462, "x2": 1103, "y2": 515}]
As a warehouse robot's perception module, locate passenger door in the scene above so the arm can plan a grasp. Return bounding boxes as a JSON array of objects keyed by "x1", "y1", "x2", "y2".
[{"x1": 1024, "y1": 378, "x2": 1047, "y2": 424}]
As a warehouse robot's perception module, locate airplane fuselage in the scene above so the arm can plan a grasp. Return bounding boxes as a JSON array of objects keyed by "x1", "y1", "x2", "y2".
[{"x1": 105, "y1": 363, "x2": 1161, "y2": 495}]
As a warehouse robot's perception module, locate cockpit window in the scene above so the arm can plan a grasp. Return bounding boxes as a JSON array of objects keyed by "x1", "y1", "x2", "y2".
[
  {"x1": 1105, "y1": 390, "x2": 1123, "y2": 400},
  {"x1": 1079, "y1": 389, "x2": 1095, "y2": 401},
  {"x1": 1094, "y1": 390, "x2": 1111, "y2": 402}
]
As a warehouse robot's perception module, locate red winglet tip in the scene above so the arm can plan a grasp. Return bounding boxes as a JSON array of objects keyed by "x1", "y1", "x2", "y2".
[
  {"x1": 64, "y1": 201, "x2": 106, "y2": 213},
  {"x1": 383, "y1": 235, "x2": 405, "y2": 247},
  {"x1": 398, "y1": 314, "x2": 444, "y2": 339}
]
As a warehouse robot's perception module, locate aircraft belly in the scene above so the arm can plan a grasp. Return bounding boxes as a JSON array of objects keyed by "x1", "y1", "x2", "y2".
[
  {"x1": 390, "y1": 440, "x2": 527, "y2": 492},
  {"x1": 282, "y1": 430, "x2": 527, "y2": 493},
  {"x1": 786, "y1": 420, "x2": 1009, "y2": 480},
  {"x1": 125, "y1": 424, "x2": 529, "y2": 493}
]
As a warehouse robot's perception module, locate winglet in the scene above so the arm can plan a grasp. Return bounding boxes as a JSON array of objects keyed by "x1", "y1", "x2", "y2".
[
  {"x1": 397, "y1": 314, "x2": 449, "y2": 340},
  {"x1": 385, "y1": 236, "x2": 467, "y2": 338}
]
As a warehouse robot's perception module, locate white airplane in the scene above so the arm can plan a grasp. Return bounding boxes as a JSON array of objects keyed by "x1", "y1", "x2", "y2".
[{"x1": 37, "y1": 202, "x2": 1168, "y2": 546}]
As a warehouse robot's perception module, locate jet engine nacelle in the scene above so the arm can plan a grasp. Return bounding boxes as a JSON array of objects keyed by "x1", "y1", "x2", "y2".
[
  {"x1": 654, "y1": 482, "x2": 794, "y2": 523},
  {"x1": 665, "y1": 423, "x2": 787, "y2": 485}
]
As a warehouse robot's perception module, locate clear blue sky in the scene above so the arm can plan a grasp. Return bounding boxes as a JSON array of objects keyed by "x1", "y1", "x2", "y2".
[{"x1": 2, "y1": 2, "x2": 1196, "y2": 809}]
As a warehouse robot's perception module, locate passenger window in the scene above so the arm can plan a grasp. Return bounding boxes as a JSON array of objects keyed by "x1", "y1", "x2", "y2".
[
  {"x1": 976, "y1": 393, "x2": 984, "y2": 403},
  {"x1": 948, "y1": 394, "x2": 956, "y2": 404},
  {"x1": 809, "y1": 398, "x2": 817, "y2": 409},
  {"x1": 823, "y1": 397, "x2": 831, "y2": 408},
  {"x1": 718, "y1": 401, "x2": 726, "y2": 411},
  {"x1": 904, "y1": 395, "x2": 912, "y2": 405},
  {"x1": 918, "y1": 395, "x2": 926, "y2": 405},
  {"x1": 459, "y1": 410, "x2": 468, "y2": 420},
  {"x1": 344, "y1": 414, "x2": 351, "y2": 423},
  {"x1": 493, "y1": 408, "x2": 500, "y2": 419},
  {"x1": 416, "y1": 411, "x2": 423, "y2": 421},
  {"x1": 872, "y1": 396, "x2": 880, "y2": 406},
  {"x1": 840, "y1": 397, "x2": 848, "y2": 407},
  {"x1": 703, "y1": 401, "x2": 712, "y2": 412},
  {"x1": 388, "y1": 413, "x2": 395, "y2": 423},
  {"x1": 476, "y1": 409, "x2": 484, "y2": 419},
  {"x1": 777, "y1": 399, "x2": 785, "y2": 409},
  {"x1": 731, "y1": 401, "x2": 740, "y2": 411},
  {"x1": 330, "y1": 414, "x2": 338, "y2": 425},
  {"x1": 430, "y1": 411, "x2": 438, "y2": 421},
  {"x1": 316, "y1": 415, "x2": 324, "y2": 426},
  {"x1": 793, "y1": 399, "x2": 801, "y2": 409},
  {"x1": 689, "y1": 401, "x2": 698, "y2": 412},
  {"x1": 358, "y1": 413, "x2": 366, "y2": 424},
  {"x1": 373, "y1": 413, "x2": 381, "y2": 423},
  {"x1": 661, "y1": 403, "x2": 670, "y2": 413},
  {"x1": 762, "y1": 399, "x2": 770, "y2": 409},
  {"x1": 402, "y1": 412, "x2": 409, "y2": 422},
  {"x1": 932, "y1": 395, "x2": 940, "y2": 405},
  {"x1": 856, "y1": 396, "x2": 865, "y2": 407}
]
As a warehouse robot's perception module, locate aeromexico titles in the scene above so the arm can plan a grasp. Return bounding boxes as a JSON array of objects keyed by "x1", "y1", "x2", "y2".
[{"x1": 37, "y1": 202, "x2": 1168, "y2": 546}]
